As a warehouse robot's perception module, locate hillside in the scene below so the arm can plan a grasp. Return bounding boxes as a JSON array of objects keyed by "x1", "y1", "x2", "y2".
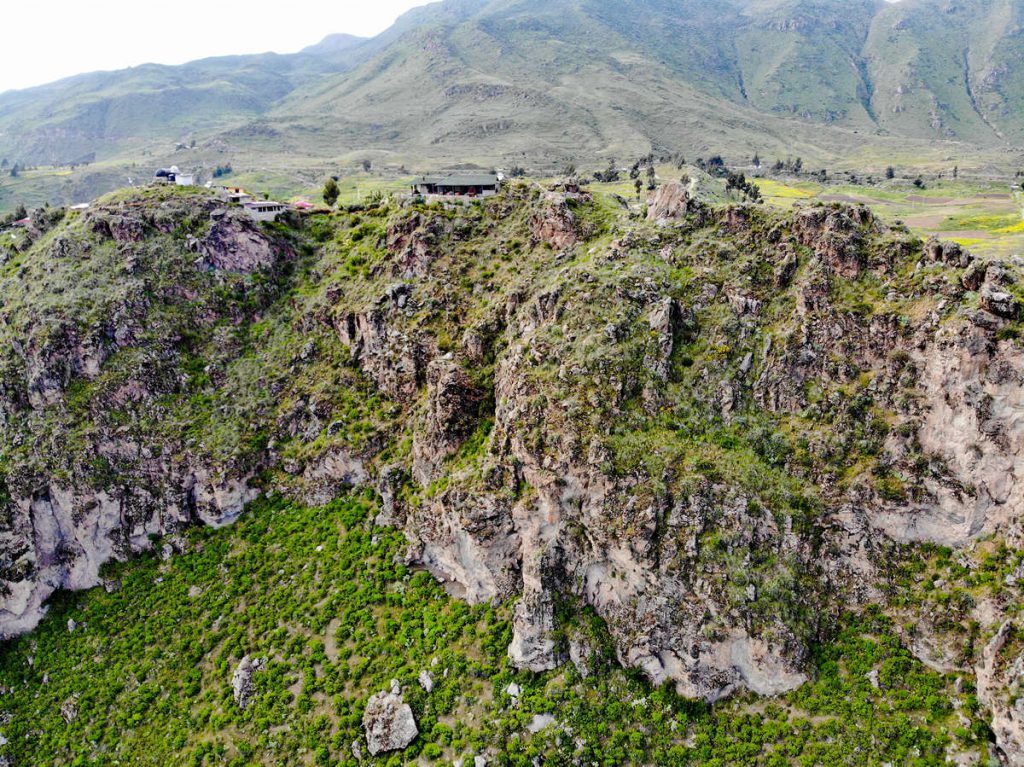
[
  {"x1": 1, "y1": 0, "x2": 1023, "y2": 210},
  {"x1": 0, "y1": 181, "x2": 1022, "y2": 763}
]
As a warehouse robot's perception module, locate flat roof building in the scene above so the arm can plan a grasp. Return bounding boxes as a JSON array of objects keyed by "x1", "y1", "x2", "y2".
[
  {"x1": 243, "y1": 200, "x2": 287, "y2": 222},
  {"x1": 414, "y1": 174, "x2": 500, "y2": 198}
]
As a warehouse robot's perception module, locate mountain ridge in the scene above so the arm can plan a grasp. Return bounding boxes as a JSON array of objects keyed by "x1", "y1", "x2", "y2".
[{"x1": 1, "y1": 0, "x2": 1022, "y2": 173}]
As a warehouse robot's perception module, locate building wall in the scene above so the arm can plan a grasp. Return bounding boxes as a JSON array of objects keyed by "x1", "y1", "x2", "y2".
[{"x1": 245, "y1": 208, "x2": 285, "y2": 223}]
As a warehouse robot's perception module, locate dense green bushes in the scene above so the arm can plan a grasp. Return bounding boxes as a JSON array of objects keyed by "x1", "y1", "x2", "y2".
[{"x1": 0, "y1": 494, "x2": 983, "y2": 766}]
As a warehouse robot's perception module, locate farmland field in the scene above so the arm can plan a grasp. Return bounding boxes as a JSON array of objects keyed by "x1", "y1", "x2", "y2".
[{"x1": 755, "y1": 177, "x2": 1024, "y2": 257}]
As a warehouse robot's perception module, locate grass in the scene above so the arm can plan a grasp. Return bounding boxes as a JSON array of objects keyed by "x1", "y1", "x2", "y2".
[
  {"x1": 754, "y1": 179, "x2": 818, "y2": 200},
  {"x1": 996, "y1": 220, "x2": 1024, "y2": 234}
]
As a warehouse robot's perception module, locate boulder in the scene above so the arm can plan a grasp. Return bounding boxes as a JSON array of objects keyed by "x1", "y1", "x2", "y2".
[
  {"x1": 363, "y1": 680, "x2": 419, "y2": 756},
  {"x1": 60, "y1": 696, "x2": 79, "y2": 723},
  {"x1": 231, "y1": 655, "x2": 265, "y2": 710},
  {"x1": 569, "y1": 637, "x2": 593, "y2": 678},
  {"x1": 981, "y1": 284, "x2": 1021, "y2": 320},
  {"x1": 924, "y1": 236, "x2": 973, "y2": 268}
]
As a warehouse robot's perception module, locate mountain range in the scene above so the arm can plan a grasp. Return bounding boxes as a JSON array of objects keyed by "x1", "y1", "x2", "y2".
[{"x1": 1, "y1": 0, "x2": 1023, "y2": 197}]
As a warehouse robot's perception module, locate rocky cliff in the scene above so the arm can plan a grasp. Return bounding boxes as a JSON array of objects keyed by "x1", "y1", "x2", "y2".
[{"x1": 1, "y1": 183, "x2": 1022, "y2": 760}]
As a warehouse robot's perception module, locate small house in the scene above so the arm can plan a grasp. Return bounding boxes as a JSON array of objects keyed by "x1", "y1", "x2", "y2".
[
  {"x1": 414, "y1": 174, "x2": 501, "y2": 198},
  {"x1": 219, "y1": 186, "x2": 254, "y2": 205},
  {"x1": 243, "y1": 200, "x2": 287, "y2": 222}
]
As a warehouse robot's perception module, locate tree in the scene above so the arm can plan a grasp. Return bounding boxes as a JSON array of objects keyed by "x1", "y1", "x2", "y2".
[
  {"x1": 646, "y1": 164, "x2": 657, "y2": 190},
  {"x1": 594, "y1": 161, "x2": 619, "y2": 183},
  {"x1": 323, "y1": 178, "x2": 340, "y2": 207},
  {"x1": 13, "y1": 204, "x2": 26, "y2": 220},
  {"x1": 361, "y1": 159, "x2": 372, "y2": 172},
  {"x1": 953, "y1": 166, "x2": 959, "y2": 180},
  {"x1": 726, "y1": 172, "x2": 762, "y2": 203},
  {"x1": 697, "y1": 155, "x2": 728, "y2": 178},
  {"x1": 634, "y1": 177, "x2": 642, "y2": 199},
  {"x1": 9, "y1": 164, "x2": 18, "y2": 178},
  {"x1": 885, "y1": 166, "x2": 895, "y2": 180},
  {"x1": 752, "y1": 153, "x2": 761, "y2": 168}
]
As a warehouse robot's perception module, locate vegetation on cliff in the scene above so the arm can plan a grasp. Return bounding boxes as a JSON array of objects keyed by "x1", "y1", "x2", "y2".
[
  {"x1": 0, "y1": 181, "x2": 1021, "y2": 764},
  {"x1": 0, "y1": 493, "x2": 985, "y2": 766}
]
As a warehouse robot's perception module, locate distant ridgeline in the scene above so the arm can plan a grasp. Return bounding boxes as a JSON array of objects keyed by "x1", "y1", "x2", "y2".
[{"x1": 0, "y1": 0, "x2": 1022, "y2": 176}]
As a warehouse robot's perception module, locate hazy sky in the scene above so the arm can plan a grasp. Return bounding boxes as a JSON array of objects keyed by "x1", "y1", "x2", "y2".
[{"x1": 0, "y1": 0, "x2": 428, "y2": 94}]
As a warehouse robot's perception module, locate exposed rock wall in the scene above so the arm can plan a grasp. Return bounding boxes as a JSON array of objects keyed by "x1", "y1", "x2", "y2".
[
  {"x1": 344, "y1": 199, "x2": 1024, "y2": 717},
  {"x1": 874, "y1": 325, "x2": 1023, "y2": 546},
  {"x1": 0, "y1": 196, "x2": 281, "y2": 637},
  {"x1": 3, "y1": 189, "x2": 1024, "y2": 757},
  {"x1": 0, "y1": 468, "x2": 257, "y2": 638}
]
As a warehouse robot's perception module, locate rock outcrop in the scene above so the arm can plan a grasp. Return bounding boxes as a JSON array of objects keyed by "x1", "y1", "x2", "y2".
[
  {"x1": 412, "y1": 358, "x2": 483, "y2": 485},
  {"x1": 977, "y1": 622, "x2": 1024, "y2": 765},
  {"x1": 345, "y1": 197, "x2": 1024, "y2": 714},
  {"x1": 385, "y1": 212, "x2": 453, "y2": 278},
  {"x1": 647, "y1": 182, "x2": 705, "y2": 224},
  {"x1": 0, "y1": 193, "x2": 281, "y2": 638},
  {"x1": 0, "y1": 471, "x2": 256, "y2": 638},
  {"x1": 3, "y1": 188, "x2": 1024, "y2": 757},
  {"x1": 530, "y1": 191, "x2": 584, "y2": 249},
  {"x1": 189, "y1": 209, "x2": 278, "y2": 272},
  {"x1": 232, "y1": 655, "x2": 265, "y2": 710},
  {"x1": 362, "y1": 680, "x2": 419, "y2": 756}
]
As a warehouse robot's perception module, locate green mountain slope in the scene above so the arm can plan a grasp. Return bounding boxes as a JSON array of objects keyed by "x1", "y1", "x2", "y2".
[
  {"x1": 0, "y1": 0, "x2": 1022, "y2": 205},
  {"x1": 0, "y1": 494, "x2": 981, "y2": 766},
  {"x1": 0, "y1": 53, "x2": 352, "y2": 164},
  {"x1": 268, "y1": 0, "x2": 907, "y2": 167},
  {"x1": 864, "y1": 0, "x2": 1024, "y2": 143}
]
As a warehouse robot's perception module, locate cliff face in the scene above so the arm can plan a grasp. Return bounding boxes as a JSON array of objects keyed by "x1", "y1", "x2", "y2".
[
  {"x1": 1, "y1": 184, "x2": 1022, "y2": 759},
  {"x1": 0, "y1": 190, "x2": 282, "y2": 635}
]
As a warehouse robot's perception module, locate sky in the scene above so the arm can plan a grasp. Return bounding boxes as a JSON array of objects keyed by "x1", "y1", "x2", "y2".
[{"x1": 0, "y1": 0, "x2": 428, "y2": 94}]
